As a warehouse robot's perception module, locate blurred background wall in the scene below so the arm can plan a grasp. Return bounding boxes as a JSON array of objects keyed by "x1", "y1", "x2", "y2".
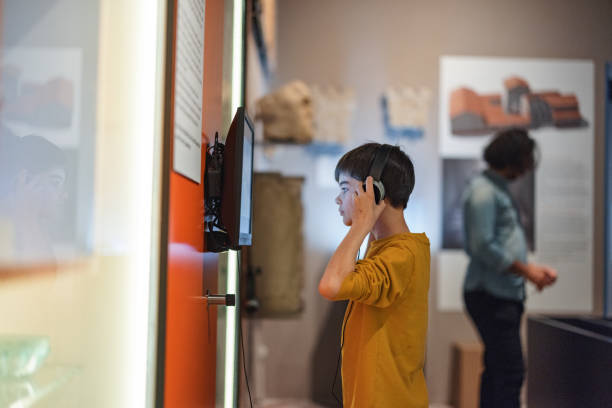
[{"x1": 244, "y1": 0, "x2": 612, "y2": 405}]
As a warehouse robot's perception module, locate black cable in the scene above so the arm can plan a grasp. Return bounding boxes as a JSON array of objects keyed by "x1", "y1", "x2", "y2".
[
  {"x1": 330, "y1": 248, "x2": 362, "y2": 405},
  {"x1": 331, "y1": 300, "x2": 353, "y2": 406},
  {"x1": 240, "y1": 321, "x2": 253, "y2": 408}
]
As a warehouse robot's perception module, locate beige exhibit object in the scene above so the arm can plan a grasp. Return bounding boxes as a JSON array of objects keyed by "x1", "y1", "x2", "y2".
[
  {"x1": 311, "y1": 85, "x2": 355, "y2": 144},
  {"x1": 384, "y1": 85, "x2": 431, "y2": 129},
  {"x1": 249, "y1": 173, "x2": 304, "y2": 315},
  {"x1": 451, "y1": 342, "x2": 484, "y2": 408},
  {"x1": 255, "y1": 80, "x2": 314, "y2": 143}
]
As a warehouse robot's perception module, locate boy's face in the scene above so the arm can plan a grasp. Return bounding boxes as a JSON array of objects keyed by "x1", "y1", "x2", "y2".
[{"x1": 335, "y1": 173, "x2": 362, "y2": 226}]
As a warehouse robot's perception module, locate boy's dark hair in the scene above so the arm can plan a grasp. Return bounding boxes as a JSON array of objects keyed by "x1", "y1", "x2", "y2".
[
  {"x1": 484, "y1": 128, "x2": 537, "y2": 174},
  {"x1": 335, "y1": 143, "x2": 415, "y2": 209}
]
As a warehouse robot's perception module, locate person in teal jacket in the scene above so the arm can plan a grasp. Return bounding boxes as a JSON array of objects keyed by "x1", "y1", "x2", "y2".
[{"x1": 462, "y1": 128, "x2": 557, "y2": 408}]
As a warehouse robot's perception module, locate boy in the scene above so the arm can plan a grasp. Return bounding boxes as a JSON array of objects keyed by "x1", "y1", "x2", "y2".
[
  {"x1": 318, "y1": 143, "x2": 430, "y2": 407},
  {"x1": 462, "y1": 128, "x2": 557, "y2": 407}
]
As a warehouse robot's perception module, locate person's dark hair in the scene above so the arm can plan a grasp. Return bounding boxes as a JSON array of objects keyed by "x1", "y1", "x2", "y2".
[
  {"x1": 483, "y1": 128, "x2": 537, "y2": 174},
  {"x1": 335, "y1": 143, "x2": 415, "y2": 209}
]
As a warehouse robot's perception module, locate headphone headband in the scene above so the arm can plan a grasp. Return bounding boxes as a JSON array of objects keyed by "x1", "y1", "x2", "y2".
[{"x1": 369, "y1": 145, "x2": 393, "y2": 181}]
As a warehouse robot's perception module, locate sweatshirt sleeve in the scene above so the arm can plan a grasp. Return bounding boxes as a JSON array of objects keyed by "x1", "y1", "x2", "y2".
[{"x1": 333, "y1": 245, "x2": 414, "y2": 308}]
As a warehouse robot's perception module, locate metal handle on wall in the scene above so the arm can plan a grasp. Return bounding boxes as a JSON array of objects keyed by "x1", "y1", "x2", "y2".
[
  {"x1": 192, "y1": 290, "x2": 236, "y2": 307},
  {"x1": 205, "y1": 293, "x2": 236, "y2": 306}
]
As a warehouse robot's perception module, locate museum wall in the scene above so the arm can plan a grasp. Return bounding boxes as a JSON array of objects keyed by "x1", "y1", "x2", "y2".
[{"x1": 244, "y1": 0, "x2": 612, "y2": 404}]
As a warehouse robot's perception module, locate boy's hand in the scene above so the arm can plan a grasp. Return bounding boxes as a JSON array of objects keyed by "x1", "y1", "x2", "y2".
[{"x1": 351, "y1": 176, "x2": 386, "y2": 232}]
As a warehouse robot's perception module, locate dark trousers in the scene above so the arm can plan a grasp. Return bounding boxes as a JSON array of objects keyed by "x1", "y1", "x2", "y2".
[{"x1": 464, "y1": 290, "x2": 525, "y2": 408}]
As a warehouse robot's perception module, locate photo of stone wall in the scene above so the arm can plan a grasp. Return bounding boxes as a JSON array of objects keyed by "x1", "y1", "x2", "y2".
[{"x1": 450, "y1": 76, "x2": 587, "y2": 135}]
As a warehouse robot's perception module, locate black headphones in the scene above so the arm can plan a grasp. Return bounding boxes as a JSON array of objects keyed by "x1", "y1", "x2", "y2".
[{"x1": 363, "y1": 144, "x2": 393, "y2": 204}]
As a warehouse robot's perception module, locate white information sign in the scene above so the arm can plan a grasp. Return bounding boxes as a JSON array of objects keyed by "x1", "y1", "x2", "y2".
[{"x1": 173, "y1": 0, "x2": 206, "y2": 183}]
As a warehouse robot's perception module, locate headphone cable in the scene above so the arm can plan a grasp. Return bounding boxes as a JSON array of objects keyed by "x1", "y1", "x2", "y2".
[
  {"x1": 240, "y1": 320, "x2": 254, "y2": 408},
  {"x1": 331, "y1": 242, "x2": 364, "y2": 405},
  {"x1": 331, "y1": 300, "x2": 353, "y2": 406}
]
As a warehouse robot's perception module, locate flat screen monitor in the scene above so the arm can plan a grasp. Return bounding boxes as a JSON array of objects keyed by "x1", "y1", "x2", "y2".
[{"x1": 222, "y1": 107, "x2": 254, "y2": 248}]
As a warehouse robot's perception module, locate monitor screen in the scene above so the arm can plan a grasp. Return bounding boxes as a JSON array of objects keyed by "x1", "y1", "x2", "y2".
[
  {"x1": 216, "y1": 106, "x2": 254, "y2": 250},
  {"x1": 239, "y1": 117, "x2": 253, "y2": 237}
]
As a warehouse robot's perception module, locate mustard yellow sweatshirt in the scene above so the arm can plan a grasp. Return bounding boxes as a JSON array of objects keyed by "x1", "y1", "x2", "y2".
[{"x1": 334, "y1": 232, "x2": 430, "y2": 408}]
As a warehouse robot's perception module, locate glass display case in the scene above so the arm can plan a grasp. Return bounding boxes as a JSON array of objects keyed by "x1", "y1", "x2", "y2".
[{"x1": 0, "y1": 0, "x2": 166, "y2": 406}]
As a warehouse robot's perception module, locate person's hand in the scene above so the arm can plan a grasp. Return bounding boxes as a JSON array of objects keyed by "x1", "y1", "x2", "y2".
[
  {"x1": 525, "y1": 263, "x2": 558, "y2": 291},
  {"x1": 351, "y1": 176, "x2": 386, "y2": 232}
]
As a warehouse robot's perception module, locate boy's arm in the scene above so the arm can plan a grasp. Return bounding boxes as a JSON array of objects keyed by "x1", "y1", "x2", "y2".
[
  {"x1": 318, "y1": 224, "x2": 370, "y2": 300},
  {"x1": 319, "y1": 177, "x2": 385, "y2": 300}
]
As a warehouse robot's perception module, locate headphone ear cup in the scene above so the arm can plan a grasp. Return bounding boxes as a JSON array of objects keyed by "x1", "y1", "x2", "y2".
[
  {"x1": 363, "y1": 180, "x2": 385, "y2": 204},
  {"x1": 370, "y1": 184, "x2": 380, "y2": 204},
  {"x1": 373, "y1": 180, "x2": 385, "y2": 204}
]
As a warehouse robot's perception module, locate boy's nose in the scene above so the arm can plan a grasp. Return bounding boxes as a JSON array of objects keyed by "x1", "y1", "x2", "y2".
[{"x1": 335, "y1": 195, "x2": 341, "y2": 205}]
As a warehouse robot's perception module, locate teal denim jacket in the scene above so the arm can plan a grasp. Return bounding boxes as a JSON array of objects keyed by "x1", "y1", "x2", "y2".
[{"x1": 462, "y1": 170, "x2": 526, "y2": 302}]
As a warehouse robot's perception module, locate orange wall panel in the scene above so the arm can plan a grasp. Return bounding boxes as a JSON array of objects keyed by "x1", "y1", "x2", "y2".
[{"x1": 164, "y1": 0, "x2": 225, "y2": 406}]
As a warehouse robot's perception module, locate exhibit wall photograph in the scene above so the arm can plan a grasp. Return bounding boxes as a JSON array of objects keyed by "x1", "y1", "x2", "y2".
[{"x1": 438, "y1": 56, "x2": 594, "y2": 312}]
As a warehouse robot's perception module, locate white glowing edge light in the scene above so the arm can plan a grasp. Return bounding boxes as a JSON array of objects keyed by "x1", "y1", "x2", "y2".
[
  {"x1": 223, "y1": 0, "x2": 244, "y2": 408},
  {"x1": 224, "y1": 0, "x2": 244, "y2": 407},
  {"x1": 128, "y1": 0, "x2": 164, "y2": 407},
  {"x1": 224, "y1": 250, "x2": 239, "y2": 408},
  {"x1": 230, "y1": 0, "x2": 244, "y2": 116}
]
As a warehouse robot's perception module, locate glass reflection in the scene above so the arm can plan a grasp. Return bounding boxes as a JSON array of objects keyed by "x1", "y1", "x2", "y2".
[
  {"x1": 0, "y1": 44, "x2": 89, "y2": 267},
  {"x1": 0, "y1": 134, "x2": 67, "y2": 263}
]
